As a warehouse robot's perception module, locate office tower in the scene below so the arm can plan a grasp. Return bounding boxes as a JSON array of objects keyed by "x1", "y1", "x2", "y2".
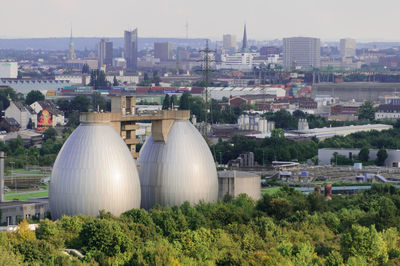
[
  {"x1": 283, "y1": 37, "x2": 320, "y2": 68},
  {"x1": 223, "y1": 34, "x2": 237, "y2": 51},
  {"x1": 124, "y1": 29, "x2": 138, "y2": 70},
  {"x1": 98, "y1": 39, "x2": 113, "y2": 68},
  {"x1": 242, "y1": 24, "x2": 248, "y2": 52},
  {"x1": 154, "y1": 42, "x2": 172, "y2": 61},
  {"x1": 68, "y1": 28, "x2": 76, "y2": 60},
  {"x1": 340, "y1": 38, "x2": 356, "y2": 57}
]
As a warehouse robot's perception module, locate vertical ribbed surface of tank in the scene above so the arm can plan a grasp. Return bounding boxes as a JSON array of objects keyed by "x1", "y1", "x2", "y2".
[
  {"x1": 50, "y1": 123, "x2": 141, "y2": 220},
  {"x1": 138, "y1": 120, "x2": 218, "y2": 209}
]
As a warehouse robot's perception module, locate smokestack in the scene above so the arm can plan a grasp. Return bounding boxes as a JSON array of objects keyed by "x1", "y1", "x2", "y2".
[{"x1": 0, "y1": 152, "x2": 5, "y2": 202}]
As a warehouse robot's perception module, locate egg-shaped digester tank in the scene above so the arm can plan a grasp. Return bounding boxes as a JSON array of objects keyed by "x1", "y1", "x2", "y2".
[
  {"x1": 138, "y1": 120, "x2": 218, "y2": 209},
  {"x1": 49, "y1": 122, "x2": 141, "y2": 220}
]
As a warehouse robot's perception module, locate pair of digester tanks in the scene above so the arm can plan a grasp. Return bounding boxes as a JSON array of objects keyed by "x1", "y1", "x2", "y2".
[{"x1": 49, "y1": 120, "x2": 218, "y2": 220}]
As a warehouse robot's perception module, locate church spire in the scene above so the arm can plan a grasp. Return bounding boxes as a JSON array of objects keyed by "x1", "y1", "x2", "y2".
[
  {"x1": 242, "y1": 24, "x2": 248, "y2": 52},
  {"x1": 68, "y1": 26, "x2": 76, "y2": 60}
]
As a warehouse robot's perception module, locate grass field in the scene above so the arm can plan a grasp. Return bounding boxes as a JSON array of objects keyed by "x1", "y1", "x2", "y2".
[
  {"x1": 261, "y1": 187, "x2": 281, "y2": 195},
  {"x1": 5, "y1": 191, "x2": 49, "y2": 201}
]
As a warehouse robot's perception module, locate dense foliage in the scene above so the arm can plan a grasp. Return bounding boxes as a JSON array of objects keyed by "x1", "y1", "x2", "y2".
[
  {"x1": 212, "y1": 133, "x2": 318, "y2": 165},
  {"x1": 2, "y1": 184, "x2": 400, "y2": 264}
]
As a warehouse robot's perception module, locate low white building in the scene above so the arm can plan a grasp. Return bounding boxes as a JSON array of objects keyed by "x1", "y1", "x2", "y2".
[{"x1": 4, "y1": 101, "x2": 37, "y2": 130}]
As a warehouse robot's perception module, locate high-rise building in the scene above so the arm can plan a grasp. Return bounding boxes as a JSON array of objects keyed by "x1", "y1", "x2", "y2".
[
  {"x1": 124, "y1": 29, "x2": 138, "y2": 70},
  {"x1": 242, "y1": 24, "x2": 248, "y2": 52},
  {"x1": 154, "y1": 42, "x2": 172, "y2": 61},
  {"x1": 223, "y1": 34, "x2": 237, "y2": 51},
  {"x1": 283, "y1": 37, "x2": 320, "y2": 68},
  {"x1": 340, "y1": 38, "x2": 356, "y2": 58},
  {"x1": 68, "y1": 28, "x2": 76, "y2": 60},
  {"x1": 98, "y1": 39, "x2": 113, "y2": 68}
]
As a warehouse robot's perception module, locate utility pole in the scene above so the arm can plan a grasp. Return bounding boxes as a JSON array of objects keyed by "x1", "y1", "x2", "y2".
[{"x1": 199, "y1": 40, "x2": 216, "y2": 124}]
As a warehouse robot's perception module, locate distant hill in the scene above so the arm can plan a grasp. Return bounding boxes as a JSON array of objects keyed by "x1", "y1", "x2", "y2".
[{"x1": 0, "y1": 37, "x2": 210, "y2": 51}]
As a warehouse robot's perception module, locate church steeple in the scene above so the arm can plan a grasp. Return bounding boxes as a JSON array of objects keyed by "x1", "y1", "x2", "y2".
[
  {"x1": 68, "y1": 27, "x2": 76, "y2": 60},
  {"x1": 241, "y1": 24, "x2": 248, "y2": 52}
]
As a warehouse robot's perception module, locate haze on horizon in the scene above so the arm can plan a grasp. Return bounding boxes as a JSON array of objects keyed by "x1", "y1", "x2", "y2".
[{"x1": 1, "y1": 0, "x2": 399, "y2": 42}]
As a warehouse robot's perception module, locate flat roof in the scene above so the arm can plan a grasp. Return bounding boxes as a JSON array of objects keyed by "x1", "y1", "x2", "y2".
[{"x1": 218, "y1": 170, "x2": 259, "y2": 178}]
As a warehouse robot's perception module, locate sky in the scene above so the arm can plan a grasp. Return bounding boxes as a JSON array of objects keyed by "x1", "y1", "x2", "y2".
[{"x1": 1, "y1": 0, "x2": 400, "y2": 41}]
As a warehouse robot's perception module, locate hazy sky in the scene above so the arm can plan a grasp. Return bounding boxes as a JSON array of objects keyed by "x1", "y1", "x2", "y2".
[{"x1": 1, "y1": 0, "x2": 399, "y2": 41}]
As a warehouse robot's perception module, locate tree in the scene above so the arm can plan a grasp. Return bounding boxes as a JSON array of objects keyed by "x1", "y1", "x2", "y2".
[
  {"x1": 376, "y1": 148, "x2": 388, "y2": 166},
  {"x1": 43, "y1": 127, "x2": 57, "y2": 141},
  {"x1": 358, "y1": 101, "x2": 375, "y2": 121},
  {"x1": 78, "y1": 219, "x2": 132, "y2": 257},
  {"x1": 162, "y1": 95, "x2": 170, "y2": 110},
  {"x1": 113, "y1": 76, "x2": 119, "y2": 86},
  {"x1": 271, "y1": 128, "x2": 285, "y2": 140},
  {"x1": 358, "y1": 147, "x2": 369, "y2": 162},
  {"x1": 89, "y1": 70, "x2": 109, "y2": 89},
  {"x1": 179, "y1": 92, "x2": 190, "y2": 110},
  {"x1": 25, "y1": 90, "x2": 45, "y2": 105},
  {"x1": 82, "y1": 63, "x2": 90, "y2": 74},
  {"x1": 70, "y1": 95, "x2": 91, "y2": 112}
]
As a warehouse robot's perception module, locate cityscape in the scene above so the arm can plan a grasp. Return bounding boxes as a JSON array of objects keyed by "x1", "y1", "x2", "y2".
[{"x1": 1, "y1": 0, "x2": 400, "y2": 264}]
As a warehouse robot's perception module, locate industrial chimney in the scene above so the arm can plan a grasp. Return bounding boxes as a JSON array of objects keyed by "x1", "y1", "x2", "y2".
[{"x1": 0, "y1": 152, "x2": 5, "y2": 202}]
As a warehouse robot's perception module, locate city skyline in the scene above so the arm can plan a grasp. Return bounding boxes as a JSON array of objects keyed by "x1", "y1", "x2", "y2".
[{"x1": 1, "y1": 0, "x2": 400, "y2": 41}]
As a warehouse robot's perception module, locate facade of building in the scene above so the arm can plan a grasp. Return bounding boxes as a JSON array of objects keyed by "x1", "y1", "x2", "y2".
[
  {"x1": 30, "y1": 100, "x2": 65, "y2": 129},
  {"x1": 283, "y1": 37, "x2": 320, "y2": 68},
  {"x1": 0, "y1": 62, "x2": 18, "y2": 78},
  {"x1": 98, "y1": 39, "x2": 113, "y2": 68},
  {"x1": 375, "y1": 104, "x2": 400, "y2": 120},
  {"x1": 260, "y1": 46, "x2": 280, "y2": 56},
  {"x1": 124, "y1": 29, "x2": 138, "y2": 70},
  {"x1": 0, "y1": 117, "x2": 20, "y2": 132},
  {"x1": 218, "y1": 171, "x2": 261, "y2": 200},
  {"x1": 0, "y1": 200, "x2": 49, "y2": 225},
  {"x1": 223, "y1": 34, "x2": 237, "y2": 51},
  {"x1": 154, "y1": 42, "x2": 172, "y2": 61},
  {"x1": 340, "y1": 38, "x2": 356, "y2": 58},
  {"x1": 5, "y1": 101, "x2": 36, "y2": 130}
]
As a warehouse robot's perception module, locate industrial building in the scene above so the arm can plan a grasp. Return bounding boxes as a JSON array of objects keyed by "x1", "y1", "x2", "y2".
[
  {"x1": 208, "y1": 86, "x2": 286, "y2": 100},
  {"x1": 312, "y1": 82, "x2": 400, "y2": 102},
  {"x1": 292, "y1": 124, "x2": 392, "y2": 140},
  {"x1": 49, "y1": 120, "x2": 142, "y2": 220},
  {"x1": 318, "y1": 148, "x2": 400, "y2": 168},
  {"x1": 218, "y1": 170, "x2": 261, "y2": 201},
  {"x1": 138, "y1": 120, "x2": 219, "y2": 209}
]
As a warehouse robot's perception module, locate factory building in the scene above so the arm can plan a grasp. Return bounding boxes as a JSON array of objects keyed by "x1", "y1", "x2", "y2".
[
  {"x1": 138, "y1": 120, "x2": 219, "y2": 209},
  {"x1": 218, "y1": 171, "x2": 261, "y2": 201},
  {"x1": 318, "y1": 148, "x2": 400, "y2": 168},
  {"x1": 49, "y1": 118, "x2": 141, "y2": 220},
  {"x1": 293, "y1": 124, "x2": 392, "y2": 140}
]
